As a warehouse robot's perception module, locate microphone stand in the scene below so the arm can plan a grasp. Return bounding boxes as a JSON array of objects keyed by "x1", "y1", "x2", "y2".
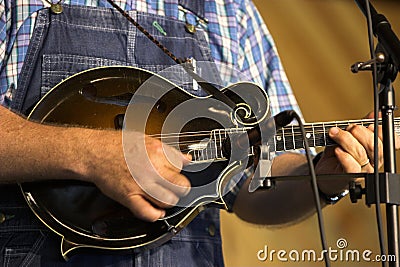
[{"x1": 353, "y1": 1, "x2": 400, "y2": 266}]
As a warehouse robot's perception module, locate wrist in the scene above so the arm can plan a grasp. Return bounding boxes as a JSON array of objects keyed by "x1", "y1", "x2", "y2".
[{"x1": 59, "y1": 127, "x2": 118, "y2": 183}]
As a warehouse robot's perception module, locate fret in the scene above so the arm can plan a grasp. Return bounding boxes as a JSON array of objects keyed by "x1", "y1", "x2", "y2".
[
  {"x1": 198, "y1": 146, "x2": 203, "y2": 161},
  {"x1": 213, "y1": 130, "x2": 218, "y2": 159},
  {"x1": 294, "y1": 126, "x2": 306, "y2": 149},
  {"x1": 189, "y1": 150, "x2": 194, "y2": 161},
  {"x1": 205, "y1": 141, "x2": 209, "y2": 161},
  {"x1": 313, "y1": 124, "x2": 323, "y2": 148},
  {"x1": 291, "y1": 124, "x2": 296, "y2": 150},
  {"x1": 282, "y1": 127, "x2": 286, "y2": 150},
  {"x1": 312, "y1": 123, "x2": 316, "y2": 147},
  {"x1": 323, "y1": 122, "x2": 327, "y2": 147},
  {"x1": 217, "y1": 130, "x2": 222, "y2": 159},
  {"x1": 222, "y1": 129, "x2": 229, "y2": 158},
  {"x1": 224, "y1": 130, "x2": 228, "y2": 158}
]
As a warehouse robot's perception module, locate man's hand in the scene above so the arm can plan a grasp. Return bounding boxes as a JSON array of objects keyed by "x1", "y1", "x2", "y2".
[
  {"x1": 316, "y1": 124, "x2": 382, "y2": 174},
  {"x1": 0, "y1": 106, "x2": 192, "y2": 222},
  {"x1": 315, "y1": 113, "x2": 400, "y2": 194},
  {"x1": 84, "y1": 131, "x2": 191, "y2": 222}
]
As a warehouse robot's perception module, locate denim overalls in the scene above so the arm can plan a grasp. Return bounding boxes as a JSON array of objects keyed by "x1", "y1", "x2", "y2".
[{"x1": 0, "y1": 1, "x2": 224, "y2": 266}]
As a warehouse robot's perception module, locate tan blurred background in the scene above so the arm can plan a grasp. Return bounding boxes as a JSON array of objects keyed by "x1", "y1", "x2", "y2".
[{"x1": 221, "y1": 0, "x2": 400, "y2": 266}]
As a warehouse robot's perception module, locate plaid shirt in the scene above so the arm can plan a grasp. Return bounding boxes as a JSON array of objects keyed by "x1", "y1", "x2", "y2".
[
  {"x1": 0, "y1": 0, "x2": 300, "y2": 113},
  {"x1": 0, "y1": 0, "x2": 301, "y2": 209}
]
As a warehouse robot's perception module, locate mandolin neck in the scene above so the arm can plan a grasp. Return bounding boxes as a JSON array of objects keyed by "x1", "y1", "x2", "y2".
[
  {"x1": 184, "y1": 117, "x2": 400, "y2": 163},
  {"x1": 270, "y1": 117, "x2": 400, "y2": 152}
]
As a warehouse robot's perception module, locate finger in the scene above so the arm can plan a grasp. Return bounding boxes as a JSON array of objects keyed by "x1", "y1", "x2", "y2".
[
  {"x1": 396, "y1": 134, "x2": 400, "y2": 150},
  {"x1": 155, "y1": 169, "x2": 191, "y2": 196},
  {"x1": 136, "y1": 171, "x2": 189, "y2": 203},
  {"x1": 182, "y1": 153, "x2": 192, "y2": 164},
  {"x1": 146, "y1": 142, "x2": 188, "y2": 173},
  {"x1": 161, "y1": 143, "x2": 190, "y2": 171},
  {"x1": 347, "y1": 124, "x2": 383, "y2": 167},
  {"x1": 334, "y1": 147, "x2": 362, "y2": 173},
  {"x1": 142, "y1": 184, "x2": 184, "y2": 208},
  {"x1": 329, "y1": 126, "x2": 369, "y2": 165},
  {"x1": 367, "y1": 123, "x2": 383, "y2": 140},
  {"x1": 144, "y1": 185, "x2": 181, "y2": 208},
  {"x1": 125, "y1": 194, "x2": 166, "y2": 222}
]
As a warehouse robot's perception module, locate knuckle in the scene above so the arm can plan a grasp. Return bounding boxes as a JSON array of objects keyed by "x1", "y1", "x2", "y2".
[
  {"x1": 174, "y1": 174, "x2": 190, "y2": 186},
  {"x1": 348, "y1": 124, "x2": 362, "y2": 135},
  {"x1": 354, "y1": 146, "x2": 366, "y2": 158},
  {"x1": 340, "y1": 128, "x2": 353, "y2": 140}
]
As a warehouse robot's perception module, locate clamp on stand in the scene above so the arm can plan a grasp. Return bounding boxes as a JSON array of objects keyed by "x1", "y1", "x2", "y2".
[{"x1": 248, "y1": 145, "x2": 274, "y2": 193}]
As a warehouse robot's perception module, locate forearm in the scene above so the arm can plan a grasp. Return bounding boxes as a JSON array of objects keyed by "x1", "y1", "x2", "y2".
[
  {"x1": 0, "y1": 106, "x2": 121, "y2": 183},
  {"x1": 232, "y1": 153, "x2": 324, "y2": 225},
  {"x1": 0, "y1": 105, "x2": 193, "y2": 222}
]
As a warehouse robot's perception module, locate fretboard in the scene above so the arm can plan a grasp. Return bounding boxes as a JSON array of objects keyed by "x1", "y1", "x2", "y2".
[
  {"x1": 270, "y1": 118, "x2": 400, "y2": 152},
  {"x1": 174, "y1": 118, "x2": 400, "y2": 163}
]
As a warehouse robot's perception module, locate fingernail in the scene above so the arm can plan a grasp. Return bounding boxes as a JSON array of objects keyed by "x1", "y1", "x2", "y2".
[{"x1": 330, "y1": 127, "x2": 339, "y2": 136}]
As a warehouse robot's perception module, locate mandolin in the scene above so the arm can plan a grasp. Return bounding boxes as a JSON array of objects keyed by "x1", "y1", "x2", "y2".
[{"x1": 20, "y1": 66, "x2": 400, "y2": 259}]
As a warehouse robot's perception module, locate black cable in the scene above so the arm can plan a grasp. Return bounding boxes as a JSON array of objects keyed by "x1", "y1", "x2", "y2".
[
  {"x1": 364, "y1": 1, "x2": 387, "y2": 266},
  {"x1": 290, "y1": 110, "x2": 330, "y2": 267}
]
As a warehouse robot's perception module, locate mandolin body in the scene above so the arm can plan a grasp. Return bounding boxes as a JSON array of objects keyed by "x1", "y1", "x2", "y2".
[{"x1": 20, "y1": 66, "x2": 269, "y2": 259}]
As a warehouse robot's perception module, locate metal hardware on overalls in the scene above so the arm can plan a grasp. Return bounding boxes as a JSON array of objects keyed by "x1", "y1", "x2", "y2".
[
  {"x1": 43, "y1": 0, "x2": 64, "y2": 14},
  {"x1": 185, "y1": 23, "x2": 196, "y2": 34},
  {"x1": 179, "y1": 6, "x2": 198, "y2": 34},
  {"x1": 179, "y1": 5, "x2": 208, "y2": 34},
  {"x1": 51, "y1": 4, "x2": 63, "y2": 14}
]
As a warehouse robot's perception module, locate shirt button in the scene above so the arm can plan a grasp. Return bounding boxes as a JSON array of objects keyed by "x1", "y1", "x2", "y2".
[{"x1": 207, "y1": 223, "x2": 216, "y2": 237}]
